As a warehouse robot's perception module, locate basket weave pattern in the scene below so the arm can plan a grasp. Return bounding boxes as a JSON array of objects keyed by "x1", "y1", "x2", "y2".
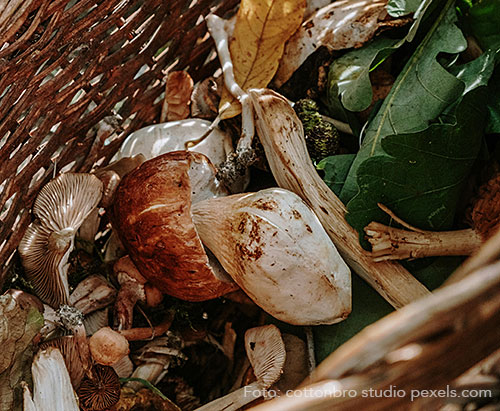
[{"x1": 0, "y1": 0, "x2": 237, "y2": 284}]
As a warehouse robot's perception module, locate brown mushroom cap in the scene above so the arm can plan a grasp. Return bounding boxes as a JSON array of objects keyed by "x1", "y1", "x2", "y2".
[
  {"x1": 89, "y1": 326, "x2": 130, "y2": 366},
  {"x1": 111, "y1": 151, "x2": 237, "y2": 301}
]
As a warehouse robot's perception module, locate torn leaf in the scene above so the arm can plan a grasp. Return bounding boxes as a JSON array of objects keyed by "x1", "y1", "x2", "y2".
[{"x1": 327, "y1": 37, "x2": 399, "y2": 112}]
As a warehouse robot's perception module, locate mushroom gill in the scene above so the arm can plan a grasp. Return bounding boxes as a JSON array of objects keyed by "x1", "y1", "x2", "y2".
[{"x1": 18, "y1": 173, "x2": 103, "y2": 308}]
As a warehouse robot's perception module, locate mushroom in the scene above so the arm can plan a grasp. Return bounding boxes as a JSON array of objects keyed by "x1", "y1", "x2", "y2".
[
  {"x1": 69, "y1": 274, "x2": 116, "y2": 315},
  {"x1": 40, "y1": 276, "x2": 115, "y2": 339},
  {"x1": 112, "y1": 255, "x2": 163, "y2": 330},
  {"x1": 113, "y1": 119, "x2": 236, "y2": 175},
  {"x1": 18, "y1": 173, "x2": 103, "y2": 308},
  {"x1": 39, "y1": 335, "x2": 87, "y2": 388},
  {"x1": 191, "y1": 188, "x2": 351, "y2": 325},
  {"x1": 77, "y1": 364, "x2": 121, "y2": 411},
  {"x1": 22, "y1": 348, "x2": 80, "y2": 411},
  {"x1": 196, "y1": 325, "x2": 286, "y2": 411},
  {"x1": 111, "y1": 151, "x2": 238, "y2": 301},
  {"x1": 89, "y1": 326, "x2": 130, "y2": 366}
]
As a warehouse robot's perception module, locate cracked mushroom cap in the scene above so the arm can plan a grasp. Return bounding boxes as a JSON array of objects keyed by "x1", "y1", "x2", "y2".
[
  {"x1": 111, "y1": 151, "x2": 238, "y2": 301},
  {"x1": 18, "y1": 173, "x2": 103, "y2": 307}
]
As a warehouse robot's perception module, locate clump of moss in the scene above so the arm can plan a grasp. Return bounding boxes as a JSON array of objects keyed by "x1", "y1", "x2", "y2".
[{"x1": 294, "y1": 99, "x2": 339, "y2": 163}]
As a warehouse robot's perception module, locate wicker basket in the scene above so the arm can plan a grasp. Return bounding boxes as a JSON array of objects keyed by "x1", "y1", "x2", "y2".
[
  {"x1": 2, "y1": 1, "x2": 500, "y2": 410},
  {"x1": 0, "y1": 0, "x2": 238, "y2": 283}
]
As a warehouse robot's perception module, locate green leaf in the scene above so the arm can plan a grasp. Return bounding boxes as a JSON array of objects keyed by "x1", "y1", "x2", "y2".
[
  {"x1": 327, "y1": 0, "x2": 440, "y2": 115},
  {"x1": 451, "y1": 47, "x2": 499, "y2": 94},
  {"x1": 486, "y1": 67, "x2": 500, "y2": 133},
  {"x1": 327, "y1": 38, "x2": 400, "y2": 112},
  {"x1": 346, "y1": 87, "x2": 488, "y2": 242},
  {"x1": 464, "y1": 0, "x2": 500, "y2": 51},
  {"x1": 316, "y1": 154, "x2": 355, "y2": 196},
  {"x1": 340, "y1": 1, "x2": 467, "y2": 203},
  {"x1": 387, "y1": 0, "x2": 423, "y2": 16}
]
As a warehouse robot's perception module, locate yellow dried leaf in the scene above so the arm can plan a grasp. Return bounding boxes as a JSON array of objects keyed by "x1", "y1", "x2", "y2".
[{"x1": 219, "y1": 0, "x2": 306, "y2": 119}]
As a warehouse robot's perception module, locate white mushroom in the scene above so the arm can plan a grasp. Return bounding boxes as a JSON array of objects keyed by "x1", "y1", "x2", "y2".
[
  {"x1": 191, "y1": 188, "x2": 352, "y2": 325},
  {"x1": 22, "y1": 348, "x2": 79, "y2": 411}
]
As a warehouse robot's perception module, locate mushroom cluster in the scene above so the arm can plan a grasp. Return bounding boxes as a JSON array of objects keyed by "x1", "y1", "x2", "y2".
[{"x1": 12, "y1": 11, "x2": 357, "y2": 409}]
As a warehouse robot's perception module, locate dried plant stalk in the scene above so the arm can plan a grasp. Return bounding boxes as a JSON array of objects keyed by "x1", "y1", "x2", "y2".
[
  {"x1": 249, "y1": 89, "x2": 429, "y2": 308},
  {"x1": 366, "y1": 222, "x2": 482, "y2": 261}
]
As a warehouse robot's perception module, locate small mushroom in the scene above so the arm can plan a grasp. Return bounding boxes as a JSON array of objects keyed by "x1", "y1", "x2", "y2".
[
  {"x1": 196, "y1": 325, "x2": 286, "y2": 411},
  {"x1": 125, "y1": 333, "x2": 187, "y2": 392},
  {"x1": 77, "y1": 364, "x2": 121, "y2": 411},
  {"x1": 111, "y1": 151, "x2": 238, "y2": 301},
  {"x1": 69, "y1": 275, "x2": 116, "y2": 315},
  {"x1": 89, "y1": 326, "x2": 130, "y2": 366},
  {"x1": 18, "y1": 173, "x2": 103, "y2": 308},
  {"x1": 191, "y1": 188, "x2": 351, "y2": 325},
  {"x1": 112, "y1": 255, "x2": 162, "y2": 330}
]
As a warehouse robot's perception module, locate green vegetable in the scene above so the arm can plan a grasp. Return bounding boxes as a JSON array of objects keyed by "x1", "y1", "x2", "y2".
[
  {"x1": 327, "y1": 38, "x2": 399, "y2": 113},
  {"x1": 294, "y1": 99, "x2": 339, "y2": 163},
  {"x1": 316, "y1": 154, "x2": 355, "y2": 196}
]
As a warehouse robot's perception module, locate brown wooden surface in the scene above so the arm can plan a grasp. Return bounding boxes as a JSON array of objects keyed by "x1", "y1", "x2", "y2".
[{"x1": 0, "y1": 0, "x2": 238, "y2": 284}]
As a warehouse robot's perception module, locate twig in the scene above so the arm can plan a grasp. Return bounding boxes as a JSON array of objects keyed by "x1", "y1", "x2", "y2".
[
  {"x1": 364, "y1": 204, "x2": 483, "y2": 261},
  {"x1": 446, "y1": 225, "x2": 500, "y2": 285}
]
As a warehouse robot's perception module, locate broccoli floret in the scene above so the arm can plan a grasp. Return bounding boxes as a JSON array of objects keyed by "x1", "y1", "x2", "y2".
[{"x1": 294, "y1": 99, "x2": 339, "y2": 163}]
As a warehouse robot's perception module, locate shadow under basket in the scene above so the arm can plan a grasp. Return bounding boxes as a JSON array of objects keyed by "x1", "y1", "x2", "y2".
[{"x1": 1, "y1": 1, "x2": 500, "y2": 410}]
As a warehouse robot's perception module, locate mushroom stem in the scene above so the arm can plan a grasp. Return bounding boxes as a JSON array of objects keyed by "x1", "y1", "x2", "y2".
[
  {"x1": 365, "y1": 222, "x2": 482, "y2": 261},
  {"x1": 119, "y1": 313, "x2": 174, "y2": 341},
  {"x1": 205, "y1": 14, "x2": 255, "y2": 151},
  {"x1": 205, "y1": 14, "x2": 256, "y2": 187},
  {"x1": 249, "y1": 89, "x2": 429, "y2": 308}
]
